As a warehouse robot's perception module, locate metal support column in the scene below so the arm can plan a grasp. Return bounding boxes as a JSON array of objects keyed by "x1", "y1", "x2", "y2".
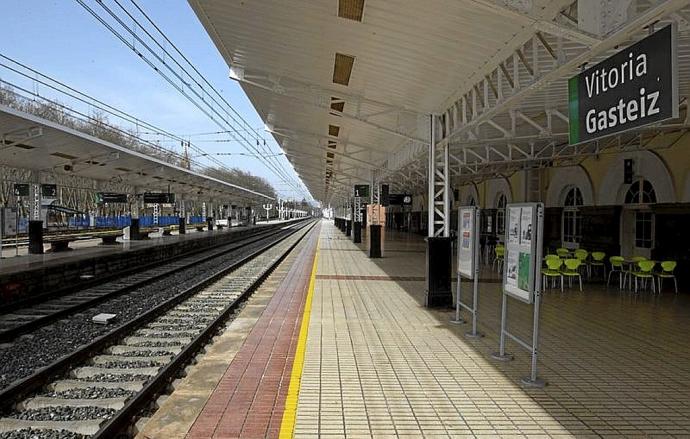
[
  {"x1": 426, "y1": 114, "x2": 452, "y2": 307},
  {"x1": 353, "y1": 196, "x2": 362, "y2": 243}
]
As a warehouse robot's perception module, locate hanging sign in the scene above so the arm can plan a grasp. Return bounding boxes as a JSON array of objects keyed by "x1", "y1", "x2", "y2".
[
  {"x1": 503, "y1": 203, "x2": 541, "y2": 304},
  {"x1": 41, "y1": 184, "x2": 57, "y2": 199},
  {"x1": 388, "y1": 194, "x2": 413, "y2": 206},
  {"x1": 568, "y1": 24, "x2": 678, "y2": 144},
  {"x1": 97, "y1": 192, "x2": 128, "y2": 204},
  {"x1": 143, "y1": 192, "x2": 175, "y2": 204},
  {"x1": 457, "y1": 206, "x2": 478, "y2": 279},
  {"x1": 13, "y1": 184, "x2": 30, "y2": 197},
  {"x1": 354, "y1": 184, "x2": 370, "y2": 198}
]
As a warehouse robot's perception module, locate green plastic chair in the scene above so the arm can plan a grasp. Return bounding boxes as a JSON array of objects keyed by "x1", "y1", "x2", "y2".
[
  {"x1": 556, "y1": 247, "x2": 570, "y2": 258},
  {"x1": 632, "y1": 260, "x2": 656, "y2": 294},
  {"x1": 655, "y1": 261, "x2": 678, "y2": 293},
  {"x1": 574, "y1": 249, "x2": 590, "y2": 277},
  {"x1": 494, "y1": 246, "x2": 505, "y2": 273},
  {"x1": 589, "y1": 251, "x2": 607, "y2": 280},
  {"x1": 561, "y1": 258, "x2": 583, "y2": 291},
  {"x1": 542, "y1": 258, "x2": 564, "y2": 292},
  {"x1": 607, "y1": 256, "x2": 626, "y2": 289}
]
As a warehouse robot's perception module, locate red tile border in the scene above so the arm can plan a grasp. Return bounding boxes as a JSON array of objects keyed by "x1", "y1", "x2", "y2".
[{"x1": 186, "y1": 224, "x2": 320, "y2": 439}]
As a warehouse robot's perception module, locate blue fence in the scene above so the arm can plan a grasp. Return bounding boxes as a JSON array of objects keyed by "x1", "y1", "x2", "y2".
[{"x1": 14, "y1": 215, "x2": 207, "y2": 232}]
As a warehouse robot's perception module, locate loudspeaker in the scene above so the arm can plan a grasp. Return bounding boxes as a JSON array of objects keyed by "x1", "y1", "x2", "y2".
[
  {"x1": 381, "y1": 184, "x2": 390, "y2": 206},
  {"x1": 624, "y1": 159, "x2": 634, "y2": 184}
]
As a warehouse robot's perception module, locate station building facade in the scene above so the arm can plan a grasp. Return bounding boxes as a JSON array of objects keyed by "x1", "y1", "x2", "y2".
[{"x1": 388, "y1": 131, "x2": 690, "y2": 282}]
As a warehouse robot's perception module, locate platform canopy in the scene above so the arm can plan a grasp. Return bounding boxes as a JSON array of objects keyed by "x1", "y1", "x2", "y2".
[
  {"x1": 0, "y1": 105, "x2": 273, "y2": 201},
  {"x1": 190, "y1": 0, "x2": 690, "y2": 203}
]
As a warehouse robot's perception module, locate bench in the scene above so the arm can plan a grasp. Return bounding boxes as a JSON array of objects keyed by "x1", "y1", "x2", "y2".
[{"x1": 93, "y1": 231, "x2": 124, "y2": 245}]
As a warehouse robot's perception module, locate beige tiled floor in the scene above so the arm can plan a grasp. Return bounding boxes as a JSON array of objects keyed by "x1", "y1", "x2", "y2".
[{"x1": 294, "y1": 220, "x2": 690, "y2": 438}]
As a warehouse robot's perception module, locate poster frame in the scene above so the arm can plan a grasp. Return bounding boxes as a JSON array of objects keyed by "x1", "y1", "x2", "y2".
[{"x1": 502, "y1": 203, "x2": 540, "y2": 304}]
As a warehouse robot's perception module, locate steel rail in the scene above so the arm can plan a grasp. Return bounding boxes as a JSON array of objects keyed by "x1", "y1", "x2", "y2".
[
  {"x1": 92, "y1": 220, "x2": 316, "y2": 438},
  {"x1": 0, "y1": 223, "x2": 301, "y2": 342},
  {"x1": 0, "y1": 222, "x2": 295, "y2": 315},
  {"x1": 0, "y1": 220, "x2": 312, "y2": 412}
]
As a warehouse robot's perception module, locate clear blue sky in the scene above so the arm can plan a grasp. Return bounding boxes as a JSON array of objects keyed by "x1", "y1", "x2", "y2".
[{"x1": 0, "y1": 0, "x2": 312, "y2": 201}]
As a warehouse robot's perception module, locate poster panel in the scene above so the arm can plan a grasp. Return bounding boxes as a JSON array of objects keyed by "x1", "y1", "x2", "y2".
[
  {"x1": 457, "y1": 206, "x2": 476, "y2": 278},
  {"x1": 503, "y1": 203, "x2": 539, "y2": 303}
]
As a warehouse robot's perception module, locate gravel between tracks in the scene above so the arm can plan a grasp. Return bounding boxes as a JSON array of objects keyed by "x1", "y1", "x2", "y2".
[
  {"x1": 7, "y1": 407, "x2": 115, "y2": 421},
  {"x1": 0, "y1": 428, "x2": 87, "y2": 439},
  {"x1": 0, "y1": 233, "x2": 286, "y2": 389}
]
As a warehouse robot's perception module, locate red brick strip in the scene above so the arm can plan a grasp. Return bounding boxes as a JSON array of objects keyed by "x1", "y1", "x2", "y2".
[{"x1": 187, "y1": 224, "x2": 320, "y2": 439}]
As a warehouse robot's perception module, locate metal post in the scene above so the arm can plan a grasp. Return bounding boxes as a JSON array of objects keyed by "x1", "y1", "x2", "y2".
[
  {"x1": 492, "y1": 293, "x2": 513, "y2": 361},
  {"x1": 521, "y1": 204, "x2": 546, "y2": 388},
  {"x1": 425, "y1": 114, "x2": 453, "y2": 307},
  {"x1": 466, "y1": 208, "x2": 483, "y2": 339},
  {"x1": 450, "y1": 277, "x2": 464, "y2": 324}
]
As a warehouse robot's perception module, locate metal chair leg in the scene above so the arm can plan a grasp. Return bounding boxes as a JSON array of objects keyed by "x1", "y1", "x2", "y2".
[
  {"x1": 578, "y1": 275, "x2": 582, "y2": 292},
  {"x1": 674, "y1": 277, "x2": 678, "y2": 294}
]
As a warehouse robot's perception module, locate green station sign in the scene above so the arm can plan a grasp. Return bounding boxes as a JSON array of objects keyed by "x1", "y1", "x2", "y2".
[{"x1": 568, "y1": 24, "x2": 678, "y2": 145}]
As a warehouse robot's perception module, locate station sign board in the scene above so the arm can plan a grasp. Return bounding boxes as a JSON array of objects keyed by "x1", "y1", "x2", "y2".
[
  {"x1": 143, "y1": 192, "x2": 175, "y2": 204},
  {"x1": 97, "y1": 192, "x2": 128, "y2": 204},
  {"x1": 13, "y1": 184, "x2": 29, "y2": 197},
  {"x1": 568, "y1": 24, "x2": 678, "y2": 145},
  {"x1": 388, "y1": 194, "x2": 412, "y2": 206}
]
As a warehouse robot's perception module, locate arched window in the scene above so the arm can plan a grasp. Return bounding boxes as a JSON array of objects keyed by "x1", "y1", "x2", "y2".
[
  {"x1": 624, "y1": 180, "x2": 657, "y2": 204},
  {"x1": 562, "y1": 187, "x2": 583, "y2": 246},
  {"x1": 496, "y1": 193, "x2": 507, "y2": 235},
  {"x1": 625, "y1": 180, "x2": 656, "y2": 248}
]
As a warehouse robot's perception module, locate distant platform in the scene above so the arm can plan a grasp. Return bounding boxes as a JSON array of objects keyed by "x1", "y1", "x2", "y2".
[{"x1": 0, "y1": 220, "x2": 300, "y2": 305}]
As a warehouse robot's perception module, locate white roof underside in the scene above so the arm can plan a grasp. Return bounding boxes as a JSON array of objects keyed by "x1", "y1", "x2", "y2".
[
  {"x1": 0, "y1": 105, "x2": 272, "y2": 201},
  {"x1": 190, "y1": 0, "x2": 690, "y2": 202}
]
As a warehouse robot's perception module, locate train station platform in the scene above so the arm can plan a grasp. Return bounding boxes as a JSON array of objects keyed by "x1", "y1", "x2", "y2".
[
  {"x1": 144, "y1": 219, "x2": 690, "y2": 438},
  {"x1": 0, "y1": 220, "x2": 295, "y2": 305}
]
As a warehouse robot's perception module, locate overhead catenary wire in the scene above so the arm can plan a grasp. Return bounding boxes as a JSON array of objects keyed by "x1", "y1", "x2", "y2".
[
  {"x1": 74, "y1": 0, "x2": 311, "y2": 201},
  {"x1": 0, "y1": 57, "x2": 270, "y2": 203},
  {"x1": 119, "y1": 0, "x2": 309, "y2": 199},
  {"x1": 73, "y1": 0, "x2": 297, "y2": 198}
]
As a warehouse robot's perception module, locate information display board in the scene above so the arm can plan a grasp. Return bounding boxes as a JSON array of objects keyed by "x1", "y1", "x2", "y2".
[
  {"x1": 388, "y1": 194, "x2": 412, "y2": 206},
  {"x1": 1, "y1": 208, "x2": 18, "y2": 236},
  {"x1": 13, "y1": 184, "x2": 29, "y2": 197},
  {"x1": 97, "y1": 192, "x2": 128, "y2": 204},
  {"x1": 457, "y1": 206, "x2": 477, "y2": 279},
  {"x1": 502, "y1": 203, "x2": 540, "y2": 304},
  {"x1": 354, "y1": 184, "x2": 370, "y2": 199},
  {"x1": 143, "y1": 192, "x2": 175, "y2": 204}
]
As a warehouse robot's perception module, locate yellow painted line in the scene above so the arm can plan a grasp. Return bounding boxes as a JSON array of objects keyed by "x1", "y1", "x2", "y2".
[{"x1": 279, "y1": 238, "x2": 319, "y2": 439}]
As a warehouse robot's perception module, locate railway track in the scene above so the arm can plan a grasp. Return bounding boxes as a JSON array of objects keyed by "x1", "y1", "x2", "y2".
[
  {"x1": 0, "y1": 219, "x2": 315, "y2": 438},
  {"x1": 0, "y1": 221, "x2": 302, "y2": 343}
]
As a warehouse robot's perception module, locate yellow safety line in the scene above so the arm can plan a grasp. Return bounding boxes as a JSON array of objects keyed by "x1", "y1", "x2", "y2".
[{"x1": 279, "y1": 240, "x2": 319, "y2": 439}]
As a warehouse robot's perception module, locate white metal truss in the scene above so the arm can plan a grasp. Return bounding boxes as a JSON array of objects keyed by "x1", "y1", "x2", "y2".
[
  {"x1": 353, "y1": 195, "x2": 362, "y2": 223},
  {"x1": 428, "y1": 115, "x2": 450, "y2": 238},
  {"x1": 383, "y1": 1, "x2": 689, "y2": 187},
  {"x1": 443, "y1": 0, "x2": 687, "y2": 145}
]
